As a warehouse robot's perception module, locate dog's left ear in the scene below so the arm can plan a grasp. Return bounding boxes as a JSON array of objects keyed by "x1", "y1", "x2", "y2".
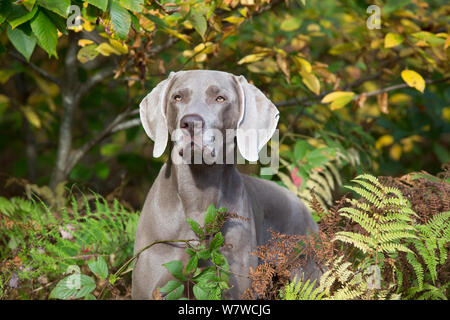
[
  {"x1": 234, "y1": 75, "x2": 280, "y2": 162},
  {"x1": 139, "y1": 72, "x2": 176, "y2": 157}
]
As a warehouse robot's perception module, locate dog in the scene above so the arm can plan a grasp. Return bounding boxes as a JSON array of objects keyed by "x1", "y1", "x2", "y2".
[{"x1": 132, "y1": 70, "x2": 318, "y2": 299}]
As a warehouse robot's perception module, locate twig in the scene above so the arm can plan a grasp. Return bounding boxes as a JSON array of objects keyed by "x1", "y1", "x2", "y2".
[
  {"x1": 112, "y1": 239, "x2": 198, "y2": 280},
  {"x1": 8, "y1": 51, "x2": 61, "y2": 85}
]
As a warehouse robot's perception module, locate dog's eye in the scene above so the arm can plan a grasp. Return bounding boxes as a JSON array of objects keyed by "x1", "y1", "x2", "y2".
[
  {"x1": 174, "y1": 95, "x2": 182, "y2": 102},
  {"x1": 216, "y1": 96, "x2": 225, "y2": 102}
]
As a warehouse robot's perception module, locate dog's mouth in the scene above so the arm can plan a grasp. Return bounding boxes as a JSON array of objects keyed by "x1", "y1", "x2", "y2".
[{"x1": 176, "y1": 129, "x2": 217, "y2": 163}]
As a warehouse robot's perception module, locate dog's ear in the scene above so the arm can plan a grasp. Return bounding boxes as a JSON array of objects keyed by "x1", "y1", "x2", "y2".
[
  {"x1": 139, "y1": 72, "x2": 176, "y2": 157},
  {"x1": 234, "y1": 75, "x2": 280, "y2": 162}
]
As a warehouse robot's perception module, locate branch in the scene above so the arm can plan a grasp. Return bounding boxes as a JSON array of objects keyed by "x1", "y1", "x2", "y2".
[
  {"x1": 65, "y1": 107, "x2": 135, "y2": 175},
  {"x1": 8, "y1": 51, "x2": 61, "y2": 85},
  {"x1": 77, "y1": 66, "x2": 116, "y2": 99}
]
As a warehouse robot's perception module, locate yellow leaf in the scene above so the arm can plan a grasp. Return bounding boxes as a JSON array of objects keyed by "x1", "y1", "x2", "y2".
[
  {"x1": 95, "y1": 43, "x2": 122, "y2": 56},
  {"x1": 401, "y1": 69, "x2": 425, "y2": 93},
  {"x1": 292, "y1": 56, "x2": 312, "y2": 73},
  {"x1": 300, "y1": 71, "x2": 320, "y2": 95},
  {"x1": 321, "y1": 91, "x2": 354, "y2": 103},
  {"x1": 109, "y1": 39, "x2": 128, "y2": 54},
  {"x1": 443, "y1": 107, "x2": 450, "y2": 122},
  {"x1": 390, "y1": 144, "x2": 402, "y2": 161},
  {"x1": 163, "y1": 28, "x2": 191, "y2": 43},
  {"x1": 384, "y1": 33, "x2": 404, "y2": 48},
  {"x1": 223, "y1": 16, "x2": 245, "y2": 24},
  {"x1": 22, "y1": 106, "x2": 41, "y2": 128},
  {"x1": 375, "y1": 135, "x2": 394, "y2": 150},
  {"x1": 238, "y1": 52, "x2": 269, "y2": 65},
  {"x1": 78, "y1": 39, "x2": 93, "y2": 47}
]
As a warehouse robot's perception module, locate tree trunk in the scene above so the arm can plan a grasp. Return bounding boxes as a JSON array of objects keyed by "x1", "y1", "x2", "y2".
[{"x1": 49, "y1": 32, "x2": 80, "y2": 190}]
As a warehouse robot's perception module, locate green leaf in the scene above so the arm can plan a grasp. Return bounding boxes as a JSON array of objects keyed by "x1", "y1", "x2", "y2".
[
  {"x1": 280, "y1": 16, "x2": 302, "y2": 31},
  {"x1": 197, "y1": 248, "x2": 211, "y2": 260},
  {"x1": 30, "y1": 9, "x2": 58, "y2": 57},
  {"x1": 6, "y1": 25, "x2": 36, "y2": 61},
  {"x1": 185, "y1": 255, "x2": 198, "y2": 275},
  {"x1": 50, "y1": 274, "x2": 96, "y2": 300},
  {"x1": 193, "y1": 283, "x2": 209, "y2": 300},
  {"x1": 85, "y1": 0, "x2": 108, "y2": 11},
  {"x1": 94, "y1": 162, "x2": 110, "y2": 180},
  {"x1": 209, "y1": 232, "x2": 224, "y2": 250},
  {"x1": 294, "y1": 140, "x2": 308, "y2": 161},
  {"x1": 119, "y1": 0, "x2": 143, "y2": 13},
  {"x1": 162, "y1": 260, "x2": 188, "y2": 281},
  {"x1": 186, "y1": 218, "x2": 204, "y2": 239},
  {"x1": 204, "y1": 204, "x2": 217, "y2": 225},
  {"x1": 37, "y1": 0, "x2": 70, "y2": 18},
  {"x1": 110, "y1": 0, "x2": 131, "y2": 40},
  {"x1": 8, "y1": 4, "x2": 38, "y2": 29},
  {"x1": 77, "y1": 44, "x2": 99, "y2": 63},
  {"x1": 88, "y1": 256, "x2": 108, "y2": 280},
  {"x1": 166, "y1": 284, "x2": 184, "y2": 300},
  {"x1": 160, "y1": 280, "x2": 183, "y2": 294},
  {"x1": 190, "y1": 9, "x2": 207, "y2": 40}
]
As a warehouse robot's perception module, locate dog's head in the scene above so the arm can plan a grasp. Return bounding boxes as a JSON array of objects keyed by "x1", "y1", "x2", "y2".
[{"x1": 139, "y1": 70, "x2": 279, "y2": 163}]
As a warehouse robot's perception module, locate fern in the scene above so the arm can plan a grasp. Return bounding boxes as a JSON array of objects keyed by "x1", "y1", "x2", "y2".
[
  {"x1": 334, "y1": 175, "x2": 418, "y2": 257},
  {"x1": 281, "y1": 274, "x2": 324, "y2": 300},
  {"x1": 0, "y1": 193, "x2": 139, "y2": 284}
]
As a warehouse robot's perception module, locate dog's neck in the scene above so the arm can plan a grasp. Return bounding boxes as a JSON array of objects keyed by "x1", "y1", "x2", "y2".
[{"x1": 166, "y1": 161, "x2": 243, "y2": 216}]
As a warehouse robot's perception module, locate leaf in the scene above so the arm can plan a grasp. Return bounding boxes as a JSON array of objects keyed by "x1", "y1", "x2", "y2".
[
  {"x1": 300, "y1": 71, "x2": 320, "y2": 95},
  {"x1": 190, "y1": 9, "x2": 207, "y2": 40},
  {"x1": 50, "y1": 274, "x2": 96, "y2": 300},
  {"x1": 6, "y1": 25, "x2": 36, "y2": 61},
  {"x1": 22, "y1": 106, "x2": 41, "y2": 128},
  {"x1": 384, "y1": 33, "x2": 404, "y2": 48},
  {"x1": 37, "y1": 0, "x2": 70, "y2": 18},
  {"x1": 209, "y1": 232, "x2": 224, "y2": 250},
  {"x1": 185, "y1": 255, "x2": 199, "y2": 275},
  {"x1": 95, "y1": 42, "x2": 122, "y2": 56},
  {"x1": 412, "y1": 31, "x2": 446, "y2": 47},
  {"x1": 8, "y1": 4, "x2": 38, "y2": 29},
  {"x1": 119, "y1": 0, "x2": 143, "y2": 13},
  {"x1": 280, "y1": 16, "x2": 302, "y2": 31},
  {"x1": 193, "y1": 283, "x2": 210, "y2": 300},
  {"x1": 401, "y1": 69, "x2": 425, "y2": 93},
  {"x1": 321, "y1": 91, "x2": 355, "y2": 104},
  {"x1": 109, "y1": 39, "x2": 128, "y2": 54},
  {"x1": 292, "y1": 56, "x2": 312, "y2": 73},
  {"x1": 223, "y1": 16, "x2": 245, "y2": 24},
  {"x1": 238, "y1": 52, "x2": 269, "y2": 65},
  {"x1": 377, "y1": 92, "x2": 388, "y2": 114},
  {"x1": 165, "y1": 284, "x2": 184, "y2": 300},
  {"x1": 88, "y1": 256, "x2": 108, "y2": 280},
  {"x1": 160, "y1": 280, "x2": 183, "y2": 294},
  {"x1": 30, "y1": 9, "x2": 58, "y2": 57},
  {"x1": 204, "y1": 204, "x2": 217, "y2": 225},
  {"x1": 163, "y1": 260, "x2": 188, "y2": 281},
  {"x1": 77, "y1": 44, "x2": 99, "y2": 63},
  {"x1": 294, "y1": 140, "x2": 308, "y2": 161},
  {"x1": 186, "y1": 218, "x2": 204, "y2": 238},
  {"x1": 85, "y1": 0, "x2": 108, "y2": 11},
  {"x1": 110, "y1": 1, "x2": 131, "y2": 40}
]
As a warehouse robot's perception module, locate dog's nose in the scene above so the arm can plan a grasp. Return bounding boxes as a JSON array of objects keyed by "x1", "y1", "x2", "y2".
[{"x1": 180, "y1": 114, "x2": 205, "y2": 136}]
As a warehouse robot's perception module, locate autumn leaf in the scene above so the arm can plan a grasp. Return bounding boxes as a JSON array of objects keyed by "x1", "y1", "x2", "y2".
[
  {"x1": 321, "y1": 91, "x2": 355, "y2": 110},
  {"x1": 377, "y1": 92, "x2": 388, "y2": 114},
  {"x1": 401, "y1": 69, "x2": 425, "y2": 93},
  {"x1": 384, "y1": 33, "x2": 404, "y2": 48},
  {"x1": 300, "y1": 71, "x2": 320, "y2": 95},
  {"x1": 238, "y1": 52, "x2": 269, "y2": 65}
]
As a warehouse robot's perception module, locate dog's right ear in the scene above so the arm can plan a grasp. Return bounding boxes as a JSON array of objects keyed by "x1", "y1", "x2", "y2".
[{"x1": 139, "y1": 72, "x2": 176, "y2": 157}]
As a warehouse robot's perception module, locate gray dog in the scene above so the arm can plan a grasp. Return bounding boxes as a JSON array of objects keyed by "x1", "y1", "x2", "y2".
[{"x1": 132, "y1": 70, "x2": 318, "y2": 299}]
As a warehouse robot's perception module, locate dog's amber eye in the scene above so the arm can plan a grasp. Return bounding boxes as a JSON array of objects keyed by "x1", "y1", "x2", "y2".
[
  {"x1": 174, "y1": 95, "x2": 182, "y2": 101},
  {"x1": 216, "y1": 96, "x2": 225, "y2": 102}
]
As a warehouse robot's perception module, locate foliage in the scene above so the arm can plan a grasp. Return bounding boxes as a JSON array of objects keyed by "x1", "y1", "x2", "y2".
[
  {"x1": 0, "y1": 191, "x2": 139, "y2": 299},
  {"x1": 156, "y1": 204, "x2": 241, "y2": 300},
  {"x1": 253, "y1": 169, "x2": 449, "y2": 300}
]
